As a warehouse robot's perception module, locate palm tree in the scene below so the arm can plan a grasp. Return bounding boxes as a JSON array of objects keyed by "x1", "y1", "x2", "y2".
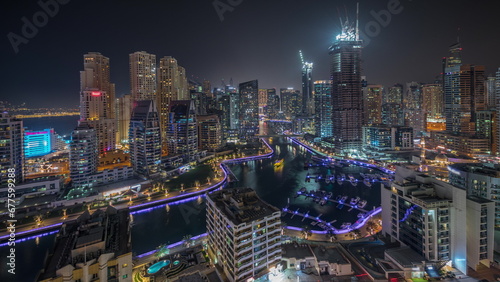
[
  {"x1": 183, "y1": 234, "x2": 193, "y2": 247},
  {"x1": 366, "y1": 221, "x2": 377, "y2": 235},
  {"x1": 352, "y1": 229, "x2": 362, "y2": 240},
  {"x1": 280, "y1": 222, "x2": 288, "y2": 235},
  {"x1": 301, "y1": 226, "x2": 312, "y2": 240},
  {"x1": 326, "y1": 230, "x2": 337, "y2": 242}
]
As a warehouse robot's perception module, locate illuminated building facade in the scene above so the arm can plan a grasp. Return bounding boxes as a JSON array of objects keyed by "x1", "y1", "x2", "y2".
[
  {"x1": 329, "y1": 19, "x2": 363, "y2": 155},
  {"x1": 444, "y1": 64, "x2": 486, "y2": 136},
  {"x1": 314, "y1": 80, "x2": 332, "y2": 138},
  {"x1": 166, "y1": 100, "x2": 198, "y2": 162},
  {"x1": 422, "y1": 84, "x2": 444, "y2": 119},
  {"x1": 130, "y1": 51, "x2": 157, "y2": 102},
  {"x1": 404, "y1": 82, "x2": 425, "y2": 137},
  {"x1": 364, "y1": 85, "x2": 383, "y2": 125},
  {"x1": 238, "y1": 80, "x2": 259, "y2": 140},
  {"x1": 197, "y1": 114, "x2": 222, "y2": 152},
  {"x1": 157, "y1": 56, "x2": 188, "y2": 149},
  {"x1": 280, "y1": 88, "x2": 301, "y2": 119},
  {"x1": 0, "y1": 113, "x2": 24, "y2": 186},
  {"x1": 115, "y1": 94, "x2": 133, "y2": 144},
  {"x1": 206, "y1": 188, "x2": 281, "y2": 282},
  {"x1": 258, "y1": 89, "x2": 267, "y2": 115},
  {"x1": 381, "y1": 166, "x2": 494, "y2": 273},
  {"x1": 129, "y1": 100, "x2": 162, "y2": 177},
  {"x1": 476, "y1": 110, "x2": 496, "y2": 155},
  {"x1": 79, "y1": 52, "x2": 116, "y2": 152},
  {"x1": 362, "y1": 125, "x2": 413, "y2": 151},
  {"x1": 384, "y1": 84, "x2": 403, "y2": 104},
  {"x1": 266, "y1": 88, "x2": 280, "y2": 119},
  {"x1": 381, "y1": 103, "x2": 404, "y2": 126},
  {"x1": 24, "y1": 128, "x2": 54, "y2": 158},
  {"x1": 69, "y1": 123, "x2": 98, "y2": 188}
]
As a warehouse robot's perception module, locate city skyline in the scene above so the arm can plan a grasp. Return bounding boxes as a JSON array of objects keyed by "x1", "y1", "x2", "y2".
[{"x1": 2, "y1": 0, "x2": 500, "y2": 107}]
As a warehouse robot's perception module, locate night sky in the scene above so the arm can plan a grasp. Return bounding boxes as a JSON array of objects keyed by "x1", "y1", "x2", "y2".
[{"x1": 1, "y1": 0, "x2": 500, "y2": 107}]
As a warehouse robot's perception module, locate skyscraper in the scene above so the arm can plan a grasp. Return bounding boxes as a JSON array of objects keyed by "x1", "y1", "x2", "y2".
[
  {"x1": 384, "y1": 84, "x2": 403, "y2": 104},
  {"x1": 238, "y1": 80, "x2": 259, "y2": 140},
  {"x1": 69, "y1": 123, "x2": 98, "y2": 188},
  {"x1": 404, "y1": 82, "x2": 425, "y2": 136},
  {"x1": 0, "y1": 113, "x2": 23, "y2": 186},
  {"x1": 485, "y1": 76, "x2": 496, "y2": 109},
  {"x1": 197, "y1": 114, "x2": 222, "y2": 152},
  {"x1": 79, "y1": 52, "x2": 116, "y2": 153},
  {"x1": 300, "y1": 50, "x2": 314, "y2": 115},
  {"x1": 444, "y1": 64, "x2": 486, "y2": 135},
  {"x1": 496, "y1": 68, "x2": 500, "y2": 154},
  {"x1": 157, "y1": 56, "x2": 189, "y2": 149},
  {"x1": 314, "y1": 80, "x2": 332, "y2": 138},
  {"x1": 166, "y1": 100, "x2": 198, "y2": 162},
  {"x1": 422, "y1": 84, "x2": 444, "y2": 119},
  {"x1": 329, "y1": 16, "x2": 363, "y2": 155},
  {"x1": 266, "y1": 88, "x2": 279, "y2": 119},
  {"x1": 364, "y1": 85, "x2": 383, "y2": 125},
  {"x1": 130, "y1": 51, "x2": 157, "y2": 102},
  {"x1": 115, "y1": 94, "x2": 133, "y2": 144},
  {"x1": 129, "y1": 100, "x2": 162, "y2": 177},
  {"x1": 280, "y1": 88, "x2": 301, "y2": 119}
]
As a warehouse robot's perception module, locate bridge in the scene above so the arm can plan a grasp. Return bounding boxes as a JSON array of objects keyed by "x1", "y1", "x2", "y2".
[{"x1": 256, "y1": 134, "x2": 304, "y2": 138}]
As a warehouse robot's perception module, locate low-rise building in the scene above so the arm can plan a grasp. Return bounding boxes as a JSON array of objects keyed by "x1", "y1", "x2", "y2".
[{"x1": 38, "y1": 207, "x2": 132, "y2": 282}]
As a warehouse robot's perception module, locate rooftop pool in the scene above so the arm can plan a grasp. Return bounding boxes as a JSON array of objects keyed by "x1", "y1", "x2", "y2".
[{"x1": 147, "y1": 260, "x2": 170, "y2": 274}]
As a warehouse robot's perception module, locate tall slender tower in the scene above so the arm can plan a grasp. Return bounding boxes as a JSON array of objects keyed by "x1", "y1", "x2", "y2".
[
  {"x1": 238, "y1": 80, "x2": 259, "y2": 140},
  {"x1": 130, "y1": 51, "x2": 157, "y2": 102},
  {"x1": 166, "y1": 100, "x2": 198, "y2": 162},
  {"x1": 314, "y1": 80, "x2": 333, "y2": 138},
  {"x1": 79, "y1": 52, "x2": 116, "y2": 153},
  {"x1": 329, "y1": 6, "x2": 363, "y2": 155},
  {"x1": 299, "y1": 50, "x2": 314, "y2": 115},
  {"x1": 129, "y1": 100, "x2": 162, "y2": 177},
  {"x1": 69, "y1": 123, "x2": 97, "y2": 188}
]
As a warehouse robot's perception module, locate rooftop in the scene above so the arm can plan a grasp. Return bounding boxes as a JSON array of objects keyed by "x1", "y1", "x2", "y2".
[
  {"x1": 208, "y1": 187, "x2": 280, "y2": 225},
  {"x1": 467, "y1": 195, "x2": 493, "y2": 204},
  {"x1": 385, "y1": 247, "x2": 427, "y2": 268},
  {"x1": 311, "y1": 245, "x2": 349, "y2": 264},
  {"x1": 282, "y1": 243, "x2": 314, "y2": 259}
]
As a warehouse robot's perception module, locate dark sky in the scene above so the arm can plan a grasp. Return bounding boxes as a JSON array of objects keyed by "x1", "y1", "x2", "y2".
[{"x1": 1, "y1": 0, "x2": 500, "y2": 107}]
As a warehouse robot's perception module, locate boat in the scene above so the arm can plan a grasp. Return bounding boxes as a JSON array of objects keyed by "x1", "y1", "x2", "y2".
[
  {"x1": 350, "y1": 197, "x2": 360, "y2": 205},
  {"x1": 327, "y1": 192, "x2": 333, "y2": 199},
  {"x1": 299, "y1": 187, "x2": 307, "y2": 193},
  {"x1": 363, "y1": 178, "x2": 372, "y2": 187},
  {"x1": 358, "y1": 200, "x2": 367, "y2": 208},
  {"x1": 357, "y1": 212, "x2": 365, "y2": 218},
  {"x1": 325, "y1": 176, "x2": 330, "y2": 184},
  {"x1": 320, "y1": 199, "x2": 327, "y2": 206},
  {"x1": 341, "y1": 174, "x2": 346, "y2": 181},
  {"x1": 360, "y1": 173, "x2": 366, "y2": 179},
  {"x1": 337, "y1": 175, "x2": 343, "y2": 185},
  {"x1": 340, "y1": 222, "x2": 351, "y2": 229},
  {"x1": 274, "y1": 159, "x2": 284, "y2": 167},
  {"x1": 340, "y1": 195, "x2": 348, "y2": 203}
]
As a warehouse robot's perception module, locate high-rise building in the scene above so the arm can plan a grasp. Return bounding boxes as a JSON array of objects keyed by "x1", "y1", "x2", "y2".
[
  {"x1": 266, "y1": 88, "x2": 279, "y2": 119},
  {"x1": 69, "y1": 123, "x2": 98, "y2": 188},
  {"x1": 130, "y1": 51, "x2": 157, "y2": 102},
  {"x1": 258, "y1": 89, "x2": 268, "y2": 115},
  {"x1": 422, "y1": 84, "x2": 444, "y2": 119},
  {"x1": 80, "y1": 52, "x2": 115, "y2": 117},
  {"x1": 24, "y1": 128, "x2": 54, "y2": 158},
  {"x1": 0, "y1": 113, "x2": 24, "y2": 186},
  {"x1": 157, "y1": 56, "x2": 189, "y2": 148},
  {"x1": 239, "y1": 80, "x2": 259, "y2": 140},
  {"x1": 216, "y1": 92, "x2": 231, "y2": 143},
  {"x1": 115, "y1": 94, "x2": 133, "y2": 144},
  {"x1": 197, "y1": 114, "x2": 222, "y2": 152},
  {"x1": 381, "y1": 103, "x2": 404, "y2": 126},
  {"x1": 129, "y1": 100, "x2": 162, "y2": 177},
  {"x1": 444, "y1": 64, "x2": 486, "y2": 136},
  {"x1": 202, "y1": 80, "x2": 212, "y2": 98},
  {"x1": 364, "y1": 85, "x2": 383, "y2": 125},
  {"x1": 166, "y1": 100, "x2": 198, "y2": 162},
  {"x1": 329, "y1": 18, "x2": 363, "y2": 155},
  {"x1": 403, "y1": 82, "x2": 425, "y2": 137},
  {"x1": 381, "y1": 166, "x2": 494, "y2": 273},
  {"x1": 314, "y1": 80, "x2": 332, "y2": 138},
  {"x1": 79, "y1": 52, "x2": 116, "y2": 153},
  {"x1": 476, "y1": 110, "x2": 496, "y2": 155},
  {"x1": 485, "y1": 76, "x2": 496, "y2": 109},
  {"x1": 442, "y1": 42, "x2": 462, "y2": 87},
  {"x1": 280, "y1": 88, "x2": 301, "y2": 119},
  {"x1": 206, "y1": 187, "x2": 281, "y2": 281},
  {"x1": 384, "y1": 84, "x2": 403, "y2": 104},
  {"x1": 496, "y1": 68, "x2": 500, "y2": 154},
  {"x1": 300, "y1": 50, "x2": 314, "y2": 115}
]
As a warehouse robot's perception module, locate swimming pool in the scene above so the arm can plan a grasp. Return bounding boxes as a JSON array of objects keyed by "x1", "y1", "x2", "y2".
[{"x1": 147, "y1": 260, "x2": 170, "y2": 274}]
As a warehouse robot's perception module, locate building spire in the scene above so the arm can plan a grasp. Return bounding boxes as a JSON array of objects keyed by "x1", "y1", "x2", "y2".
[{"x1": 356, "y1": 2, "x2": 360, "y2": 41}]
